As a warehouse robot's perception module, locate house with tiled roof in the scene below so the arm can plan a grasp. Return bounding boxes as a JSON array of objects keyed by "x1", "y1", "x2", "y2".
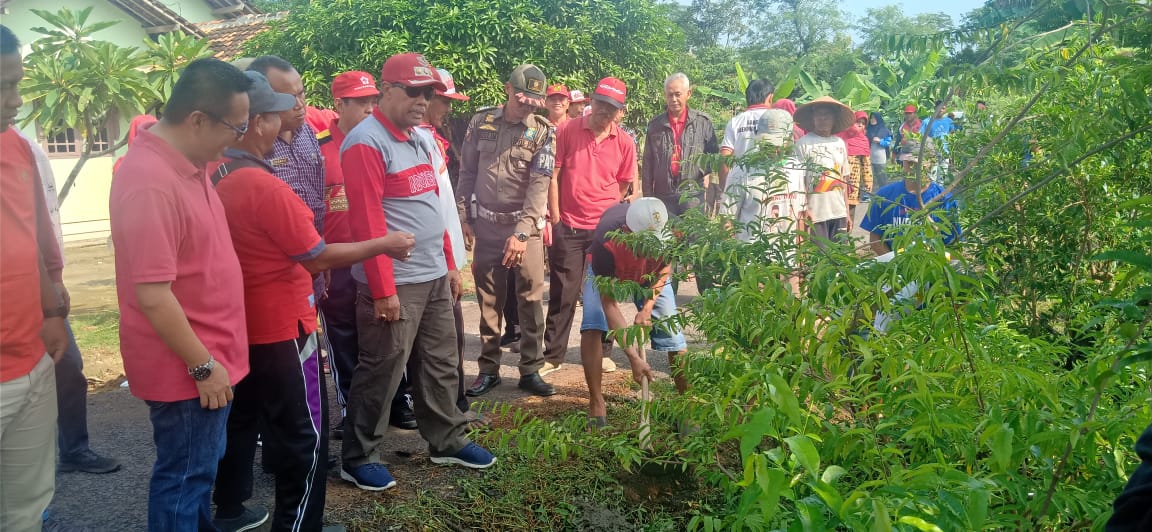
[
  {"x1": 0, "y1": 0, "x2": 271, "y2": 241},
  {"x1": 197, "y1": 11, "x2": 284, "y2": 59}
]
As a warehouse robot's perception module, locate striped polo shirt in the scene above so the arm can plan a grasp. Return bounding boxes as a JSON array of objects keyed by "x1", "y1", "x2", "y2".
[{"x1": 341, "y1": 108, "x2": 455, "y2": 298}]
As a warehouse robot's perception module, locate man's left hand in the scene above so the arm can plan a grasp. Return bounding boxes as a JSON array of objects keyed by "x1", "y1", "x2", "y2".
[
  {"x1": 448, "y1": 269, "x2": 462, "y2": 301},
  {"x1": 501, "y1": 235, "x2": 528, "y2": 268}
]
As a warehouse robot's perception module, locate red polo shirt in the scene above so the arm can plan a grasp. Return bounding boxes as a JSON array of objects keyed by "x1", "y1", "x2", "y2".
[
  {"x1": 318, "y1": 118, "x2": 352, "y2": 243},
  {"x1": 213, "y1": 153, "x2": 324, "y2": 344},
  {"x1": 0, "y1": 129, "x2": 54, "y2": 381},
  {"x1": 110, "y1": 127, "x2": 249, "y2": 402},
  {"x1": 554, "y1": 116, "x2": 637, "y2": 230}
]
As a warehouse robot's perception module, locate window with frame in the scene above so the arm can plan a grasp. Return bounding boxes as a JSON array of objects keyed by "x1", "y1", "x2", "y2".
[{"x1": 38, "y1": 113, "x2": 120, "y2": 158}]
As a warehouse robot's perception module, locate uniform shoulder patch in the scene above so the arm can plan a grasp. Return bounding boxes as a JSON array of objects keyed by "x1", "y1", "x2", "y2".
[{"x1": 316, "y1": 129, "x2": 333, "y2": 145}]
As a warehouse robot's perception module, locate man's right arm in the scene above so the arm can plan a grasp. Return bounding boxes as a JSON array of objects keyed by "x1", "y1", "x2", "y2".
[
  {"x1": 549, "y1": 126, "x2": 565, "y2": 223},
  {"x1": 341, "y1": 143, "x2": 397, "y2": 299}
]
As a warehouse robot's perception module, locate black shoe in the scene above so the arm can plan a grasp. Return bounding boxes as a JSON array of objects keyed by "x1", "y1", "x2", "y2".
[
  {"x1": 389, "y1": 403, "x2": 418, "y2": 430},
  {"x1": 58, "y1": 450, "x2": 121, "y2": 474},
  {"x1": 467, "y1": 374, "x2": 502, "y2": 396},
  {"x1": 500, "y1": 328, "x2": 521, "y2": 347},
  {"x1": 213, "y1": 505, "x2": 269, "y2": 532},
  {"x1": 518, "y1": 373, "x2": 556, "y2": 397}
]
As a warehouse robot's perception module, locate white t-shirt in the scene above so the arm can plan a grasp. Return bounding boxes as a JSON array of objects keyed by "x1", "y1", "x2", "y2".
[
  {"x1": 414, "y1": 126, "x2": 468, "y2": 270},
  {"x1": 721, "y1": 105, "x2": 774, "y2": 189},
  {"x1": 793, "y1": 133, "x2": 850, "y2": 223},
  {"x1": 721, "y1": 157, "x2": 807, "y2": 243}
]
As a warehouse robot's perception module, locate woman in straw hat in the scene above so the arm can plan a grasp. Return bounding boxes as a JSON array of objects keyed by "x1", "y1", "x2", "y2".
[{"x1": 793, "y1": 96, "x2": 855, "y2": 247}]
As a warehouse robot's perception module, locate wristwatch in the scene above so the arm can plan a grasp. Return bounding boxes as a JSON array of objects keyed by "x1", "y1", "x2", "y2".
[
  {"x1": 188, "y1": 356, "x2": 216, "y2": 381},
  {"x1": 514, "y1": 231, "x2": 529, "y2": 242},
  {"x1": 43, "y1": 304, "x2": 68, "y2": 319}
]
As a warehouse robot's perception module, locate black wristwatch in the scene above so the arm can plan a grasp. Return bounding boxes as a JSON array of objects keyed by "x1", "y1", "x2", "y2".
[
  {"x1": 188, "y1": 356, "x2": 216, "y2": 381},
  {"x1": 43, "y1": 305, "x2": 68, "y2": 319},
  {"x1": 514, "y1": 231, "x2": 529, "y2": 242}
]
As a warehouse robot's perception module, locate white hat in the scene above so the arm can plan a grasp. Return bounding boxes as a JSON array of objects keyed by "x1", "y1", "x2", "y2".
[{"x1": 625, "y1": 197, "x2": 670, "y2": 241}]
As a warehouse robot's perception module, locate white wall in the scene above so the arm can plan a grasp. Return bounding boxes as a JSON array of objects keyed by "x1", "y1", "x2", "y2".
[{"x1": 50, "y1": 158, "x2": 115, "y2": 243}]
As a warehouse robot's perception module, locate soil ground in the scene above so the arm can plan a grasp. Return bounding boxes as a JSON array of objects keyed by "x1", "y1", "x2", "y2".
[{"x1": 50, "y1": 241, "x2": 699, "y2": 531}]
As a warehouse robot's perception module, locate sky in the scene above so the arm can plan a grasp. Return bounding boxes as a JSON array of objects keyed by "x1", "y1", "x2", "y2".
[{"x1": 841, "y1": 0, "x2": 987, "y2": 27}]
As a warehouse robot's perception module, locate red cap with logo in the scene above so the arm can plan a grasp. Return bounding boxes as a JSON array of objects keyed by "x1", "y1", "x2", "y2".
[
  {"x1": 379, "y1": 52, "x2": 447, "y2": 91},
  {"x1": 435, "y1": 68, "x2": 469, "y2": 101},
  {"x1": 546, "y1": 84, "x2": 569, "y2": 99},
  {"x1": 903, "y1": 104, "x2": 917, "y2": 113},
  {"x1": 331, "y1": 71, "x2": 380, "y2": 99},
  {"x1": 569, "y1": 89, "x2": 588, "y2": 103},
  {"x1": 591, "y1": 77, "x2": 627, "y2": 108}
]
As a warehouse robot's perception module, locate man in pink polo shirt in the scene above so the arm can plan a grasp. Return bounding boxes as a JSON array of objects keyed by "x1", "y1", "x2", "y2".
[
  {"x1": 109, "y1": 58, "x2": 253, "y2": 531},
  {"x1": 542, "y1": 77, "x2": 636, "y2": 374}
]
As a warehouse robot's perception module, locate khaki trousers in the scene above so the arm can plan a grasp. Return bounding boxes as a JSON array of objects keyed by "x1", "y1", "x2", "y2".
[
  {"x1": 343, "y1": 276, "x2": 469, "y2": 467},
  {"x1": 471, "y1": 219, "x2": 546, "y2": 376},
  {"x1": 1, "y1": 353, "x2": 57, "y2": 532}
]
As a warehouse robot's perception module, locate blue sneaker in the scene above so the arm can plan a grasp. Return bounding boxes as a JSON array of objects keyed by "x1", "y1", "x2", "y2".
[
  {"x1": 430, "y1": 442, "x2": 497, "y2": 469},
  {"x1": 340, "y1": 463, "x2": 397, "y2": 491}
]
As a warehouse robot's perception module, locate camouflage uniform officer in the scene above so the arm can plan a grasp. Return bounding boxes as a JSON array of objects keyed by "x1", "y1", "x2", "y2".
[{"x1": 458, "y1": 65, "x2": 557, "y2": 397}]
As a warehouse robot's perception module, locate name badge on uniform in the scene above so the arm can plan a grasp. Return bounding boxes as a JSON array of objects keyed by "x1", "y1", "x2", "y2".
[
  {"x1": 270, "y1": 156, "x2": 289, "y2": 166},
  {"x1": 478, "y1": 130, "x2": 498, "y2": 142}
]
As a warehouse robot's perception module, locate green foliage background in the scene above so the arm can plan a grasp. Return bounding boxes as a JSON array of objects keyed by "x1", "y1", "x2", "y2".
[{"x1": 244, "y1": 0, "x2": 687, "y2": 128}]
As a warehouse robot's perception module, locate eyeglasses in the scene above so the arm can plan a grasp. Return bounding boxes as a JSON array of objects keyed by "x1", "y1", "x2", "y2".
[
  {"x1": 392, "y1": 84, "x2": 435, "y2": 100},
  {"x1": 203, "y1": 111, "x2": 249, "y2": 139}
]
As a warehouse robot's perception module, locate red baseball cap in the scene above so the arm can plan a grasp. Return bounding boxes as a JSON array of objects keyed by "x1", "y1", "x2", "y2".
[
  {"x1": 569, "y1": 89, "x2": 588, "y2": 103},
  {"x1": 379, "y1": 53, "x2": 446, "y2": 91},
  {"x1": 904, "y1": 104, "x2": 917, "y2": 113},
  {"x1": 854, "y1": 110, "x2": 868, "y2": 121},
  {"x1": 591, "y1": 77, "x2": 627, "y2": 108},
  {"x1": 435, "y1": 68, "x2": 469, "y2": 101},
  {"x1": 331, "y1": 71, "x2": 380, "y2": 99},
  {"x1": 546, "y1": 84, "x2": 569, "y2": 99}
]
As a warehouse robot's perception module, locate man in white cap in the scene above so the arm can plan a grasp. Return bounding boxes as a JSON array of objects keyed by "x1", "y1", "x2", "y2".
[
  {"x1": 568, "y1": 89, "x2": 589, "y2": 119},
  {"x1": 578, "y1": 197, "x2": 688, "y2": 427}
]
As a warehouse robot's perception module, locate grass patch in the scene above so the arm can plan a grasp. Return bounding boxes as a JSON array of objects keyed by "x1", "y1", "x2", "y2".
[{"x1": 70, "y1": 310, "x2": 121, "y2": 352}]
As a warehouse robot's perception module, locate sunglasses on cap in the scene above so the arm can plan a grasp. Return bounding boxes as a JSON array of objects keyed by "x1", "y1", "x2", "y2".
[
  {"x1": 392, "y1": 83, "x2": 435, "y2": 100},
  {"x1": 202, "y1": 110, "x2": 249, "y2": 139}
]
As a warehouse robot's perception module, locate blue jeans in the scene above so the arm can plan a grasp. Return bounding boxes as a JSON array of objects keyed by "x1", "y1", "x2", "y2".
[
  {"x1": 580, "y1": 266, "x2": 687, "y2": 352},
  {"x1": 146, "y1": 398, "x2": 231, "y2": 532},
  {"x1": 56, "y1": 320, "x2": 91, "y2": 459}
]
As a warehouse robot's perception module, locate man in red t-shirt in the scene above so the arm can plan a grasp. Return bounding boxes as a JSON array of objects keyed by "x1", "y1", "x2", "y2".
[
  {"x1": 110, "y1": 58, "x2": 252, "y2": 531},
  {"x1": 542, "y1": 77, "x2": 637, "y2": 374},
  {"x1": 314, "y1": 70, "x2": 385, "y2": 429},
  {"x1": 0, "y1": 25, "x2": 70, "y2": 530},
  {"x1": 210, "y1": 71, "x2": 413, "y2": 531}
]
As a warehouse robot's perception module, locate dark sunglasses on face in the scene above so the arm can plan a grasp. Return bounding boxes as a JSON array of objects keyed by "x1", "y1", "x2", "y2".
[
  {"x1": 203, "y1": 110, "x2": 249, "y2": 139},
  {"x1": 392, "y1": 83, "x2": 435, "y2": 100}
]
